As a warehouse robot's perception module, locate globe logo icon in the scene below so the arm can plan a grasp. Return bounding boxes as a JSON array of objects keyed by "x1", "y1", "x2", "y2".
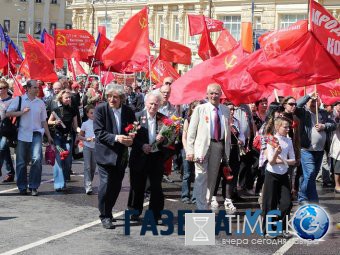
[{"x1": 292, "y1": 204, "x2": 330, "y2": 240}]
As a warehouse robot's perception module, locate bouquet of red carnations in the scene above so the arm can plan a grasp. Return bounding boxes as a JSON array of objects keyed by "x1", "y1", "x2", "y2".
[
  {"x1": 56, "y1": 146, "x2": 70, "y2": 161},
  {"x1": 124, "y1": 121, "x2": 141, "y2": 139}
]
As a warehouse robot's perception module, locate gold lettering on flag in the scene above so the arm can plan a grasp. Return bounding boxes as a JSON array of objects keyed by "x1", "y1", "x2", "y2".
[
  {"x1": 56, "y1": 32, "x2": 67, "y2": 46},
  {"x1": 224, "y1": 55, "x2": 237, "y2": 70}
]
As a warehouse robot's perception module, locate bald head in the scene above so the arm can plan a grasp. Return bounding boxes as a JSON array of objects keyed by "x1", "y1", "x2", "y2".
[
  {"x1": 160, "y1": 84, "x2": 171, "y2": 104},
  {"x1": 163, "y1": 77, "x2": 174, "y2": 86},
  {"x1": 53, "y1": 81, "x2": 62, "y2": 95}
]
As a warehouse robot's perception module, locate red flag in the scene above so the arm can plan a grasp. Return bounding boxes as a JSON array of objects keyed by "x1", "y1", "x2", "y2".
[
  {"x1": 43, "y1": 32, "x2": 55, "y2": 61},
  {"x1": 12, "y1": 76, "x2": 25, "y2": 97},
  {"x1": 169, "y1": 44, "x2": 245, "y2": 105},
  {"x1": 94, "y1": 33, "x2": 111, "y2": 62},
  {"x1": 188, "y1": 15, "x2": 224, "y2": 36},
  {"x1": 68, "y1": 58, "x2": 86, "y2": 79},
  {"x1": 148, "y1": 57, "x2": 180, "y2": 85},
  {"x1": 55, "y1": 29, "x2": 95, "y2": 61},
  {"x1": 249, "y1": 32, "x2": 340, "y2": 87},
  {"x1": 97, "y1": 26, "x2": 106, "y2": 38},
  {"x1": 316, "y1": 80, "x2": 340, "y2": 105},
  {"x1": 215, "y1": 29, "x2": 237, "y2": 54},
  {"x1": 310, "y1": 0, "x2": 340, "y2": 66},
  {"x1": 102, "y1": 7, "x2": 150, "y2": 72},
  {"x1": 198, "y1": 21, "x2": 219, "y2": 61},
  {"x1": 100, "y1": 71, "x2": 115, "y2": 85},
  {"x1": 214, "y1": 49, "x2": 268, "y2": 105},
  {"x1": 27, "y1": 34, "x2": 53, "y2": 61},
  {"x1": 8, "y1": 44, "x2": 23, "y2": 65},
  {"x1": 0, "y1": 50, "x2": 8, "y2": 69},
  {"x1": 159, "y1": 38, "x2": 191, "y2": 65},
  {"x1": 241, "y1": 22, "x2": 253, "y2": 53},
  {"x1": 21, "y1": 42, "x2": 58, "y2": 82},
  {"x1": 19, "y1": 58, "x2": 30, "y2": 79},
  {"x1": 259, "y1": 20, "x2": 308, "y2": 59}
]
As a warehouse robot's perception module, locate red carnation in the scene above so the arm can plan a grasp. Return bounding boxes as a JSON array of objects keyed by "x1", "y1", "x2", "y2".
[
  {"x1": 125, "y1": 124, "x2": 134, "y2": 133},
  {"x1": 162, "y1": 118, "x2": 173, "y2": 126}
]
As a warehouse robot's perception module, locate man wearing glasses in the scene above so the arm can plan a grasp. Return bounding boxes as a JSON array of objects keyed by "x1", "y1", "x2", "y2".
[{"x1": 6, "y1": 80, "x2": 53, "y2": 196}]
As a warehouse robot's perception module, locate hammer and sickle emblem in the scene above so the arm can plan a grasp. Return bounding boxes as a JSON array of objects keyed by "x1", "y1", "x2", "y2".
[
  {"x1": 30, "y1": 52, "x2": 39, "y2": 64},
  {"x1": 139, "y1": 17, "x2": 147, "y2": 29},
  {"x1": 56, "y1": 33, "x2": 67, "y2": 46},
  {"x1": 224, "y1": 55, "x2": 237, "y2": 70}
]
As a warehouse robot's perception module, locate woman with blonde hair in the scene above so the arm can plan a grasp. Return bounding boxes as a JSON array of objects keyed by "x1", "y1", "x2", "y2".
[{"x1": 48, "y1": 90, "x2": 79, "y2": 191}]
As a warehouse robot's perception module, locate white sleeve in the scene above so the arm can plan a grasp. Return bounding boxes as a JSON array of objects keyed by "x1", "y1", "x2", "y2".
[
  {"x1": 287, "y1": 139, "x2": 295, "y2": 160},
  {"x1": 266, "y1": 144, "x2": 275, "y2": 163}
]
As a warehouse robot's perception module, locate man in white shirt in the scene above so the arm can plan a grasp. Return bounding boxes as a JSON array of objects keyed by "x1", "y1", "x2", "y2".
[{"x1": 6, "y1": 80, "x2": 53, "y2": 196}]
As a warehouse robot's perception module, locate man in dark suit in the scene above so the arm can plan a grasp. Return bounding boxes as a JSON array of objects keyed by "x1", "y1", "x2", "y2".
[
  {"x1": 128, "y1": 91, "x2": 167, "y2": 223},
  {"x1": 94, "y1": 85, "x2": 135, "y2": 229},
  {"x1": 124, "y1": 85, "x2": 144, "y2": 113}
]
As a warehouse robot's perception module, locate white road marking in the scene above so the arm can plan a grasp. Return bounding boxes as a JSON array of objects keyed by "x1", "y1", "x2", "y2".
[
  {"x1": 0, "y1": 201, "x2": 150, "y2": 255},
  {"x1": 273, "y1": 238, "x2": 297, "y2": 255},
  {"x1": 0, "y1": 179, "x2": 54, "y2": 194},
  {"x1": 166, "y1": 199, "x2": 179, "y2": 202}
]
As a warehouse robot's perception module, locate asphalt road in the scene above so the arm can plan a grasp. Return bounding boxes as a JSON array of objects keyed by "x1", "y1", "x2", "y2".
[{"x1": 0, "y1": 158, "x2": 339, "y2": 255}]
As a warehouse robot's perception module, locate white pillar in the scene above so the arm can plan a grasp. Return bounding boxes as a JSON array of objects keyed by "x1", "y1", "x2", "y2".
[
  {"x1": 43, "y1": 0, "x2": 50, "y2": 31},
  {"x1": 28, "y1": 0, "x2": 35, "y2": 34},
  {"x1": 58, "y1": 0, "x2": 66, "y2": 29}
]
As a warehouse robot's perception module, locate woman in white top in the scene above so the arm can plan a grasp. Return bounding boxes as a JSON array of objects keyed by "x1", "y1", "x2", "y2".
[{"x1": 262, "y1": 117, "x2": 296, "y2": 238}]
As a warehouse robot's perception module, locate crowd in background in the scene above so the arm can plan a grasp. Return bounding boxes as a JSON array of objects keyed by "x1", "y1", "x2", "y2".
[{"x1": 0, "y1": 74, "x2": 339, "y2": 233}]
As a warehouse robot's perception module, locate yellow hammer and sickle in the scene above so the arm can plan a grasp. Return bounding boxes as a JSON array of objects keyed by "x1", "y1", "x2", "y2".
[
  {"x1": 139, "y1": 17, "x2": 147, "y2": 29},
  {"x1": 56, "y1": 33, "x2": 67, "y2": 46},
  {"x1": 30, "y1": 52, "x2": 39, "y2": 64},
  {"x1": 225, "y1": 55, "x2": 237, "y2": 70}
]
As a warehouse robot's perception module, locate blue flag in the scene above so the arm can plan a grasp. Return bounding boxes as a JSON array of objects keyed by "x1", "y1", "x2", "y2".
[{"x1": 0, "y1": 24, "x2": 5, "y2": 42}]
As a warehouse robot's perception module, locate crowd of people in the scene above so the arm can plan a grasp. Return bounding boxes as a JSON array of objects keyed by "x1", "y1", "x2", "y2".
[{"x1": 0, "y1": 74, "x2": 339, "y2": 233}]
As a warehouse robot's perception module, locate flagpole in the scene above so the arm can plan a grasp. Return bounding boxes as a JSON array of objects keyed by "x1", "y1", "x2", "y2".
[
  {"x1": 148, "y1": 55, "x2": 152, "y2": 90},
  {"x1": 314, "y1": 84, "x2": 319, "y2": 125},
  {"x1": 274, "y1": 89, "x2": 279, "y2": 103},
  {"x1": 84, "y1": 58, "x2": 95, "y2": 86}
]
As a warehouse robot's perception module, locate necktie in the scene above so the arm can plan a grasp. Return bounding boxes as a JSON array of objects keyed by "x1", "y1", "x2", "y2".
[{"x1": 214, "y1": 107, "x2": 221, "y2": 140}]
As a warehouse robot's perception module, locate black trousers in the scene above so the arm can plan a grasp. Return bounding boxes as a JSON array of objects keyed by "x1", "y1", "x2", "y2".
[
  {"x1": 214, "y1": 146, "x2": 240, "y2": 199},
  {"x1": 238, "y1": 149, "x2": 259, "y2": 190},
  {"x1": 262, "y1": 171, "x2": 292, "y2": 234},
  {"x1": 128, "y1": 152, "x2": 164, "y2": 219},
  {"x1": 98, "y1": 163, "x2": 126, "y2": 220}
]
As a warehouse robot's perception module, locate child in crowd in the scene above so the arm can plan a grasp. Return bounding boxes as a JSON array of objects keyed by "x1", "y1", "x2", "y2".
[
  {"x1": 78, "y1": 105, "x2": 96, "y2": 194},
  {"x1": 262, "y1": 117, "x2": 296, "y2": 238}
]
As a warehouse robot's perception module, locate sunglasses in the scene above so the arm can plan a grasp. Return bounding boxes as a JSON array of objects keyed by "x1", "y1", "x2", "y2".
[
  {"x1": 164, "y1": 82, "x2": 172, "y2": 85},
  {"x1": 0, "y1": 87, "x2": 8, "y2": 90},
  {"x1": 287, "y1": 103, "x2": 297, "y2": 107}
]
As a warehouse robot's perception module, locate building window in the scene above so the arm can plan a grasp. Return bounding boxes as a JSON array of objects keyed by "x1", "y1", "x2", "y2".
[
  {"x1": 51, "y1": 0, "x2": 57, "y2": 4},
  {"x1": 36, "y1": 0, "x2": 42, "y2": 3},
  {"x1": 159, "y1": 16, "x2": 164, "y2": 39},
  {"x1": 254, "y1": 16, "x2": 262, "y2": 29},
  {"x1": 98, "y1": 18, "x2": 112, "y2": 39},
  {"x1": 65, "y1": 24, "x2": 72, "y2": 29},
  {"x1": 118, "y1": 18, "x2": 124, "y2": 32},
  {"x1": 50, "y1": 23, "x2": 57, "y2": 34},
  {"x1": 173, "y1": 15, "x2": 179, "y2": 41},
  {"x1": 221, "y1": 15, "x2": 241, "y2": 41},
  {"x1": 19, "y1": 21, "x2": 26, "y2": 34},
  {"x1": 20, "y1": 0, "x2": 27, "y2": 2},
  {"x1": 279, "y1": 14, "x2": 306, "y2": 28}
]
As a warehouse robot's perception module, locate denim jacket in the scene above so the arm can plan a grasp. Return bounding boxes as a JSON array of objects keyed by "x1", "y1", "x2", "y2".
[{"x1": 295, "y1": 95, "x2": 336, "y2": 150}]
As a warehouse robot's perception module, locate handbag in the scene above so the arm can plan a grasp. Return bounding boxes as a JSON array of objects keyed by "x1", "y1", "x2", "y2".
[
  {"x1": 0, "y1": 96, "x2": 22, "y2": 145},
  {"x1": 45, "y1": 145, "x2": 56, "y2": 166}
]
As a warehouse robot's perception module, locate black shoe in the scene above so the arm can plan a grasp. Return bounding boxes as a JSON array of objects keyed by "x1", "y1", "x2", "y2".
[
  {"x1": 19, "y1": 189, "x2": 27, "y2": 195},
  {"x1": 101, "y1": 218, "x2": 115, "y2": 229},
  {"x1": 231, "y1": 194, "x2": 246, "y2": 202},
  {"x1": 130, "y1": 215, "x2": 141, "y2": 222}
]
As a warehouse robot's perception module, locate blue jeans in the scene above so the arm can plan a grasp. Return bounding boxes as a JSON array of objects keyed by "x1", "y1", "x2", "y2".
[
  {"x1": 181, "y1": 149, "x2": 196, "y2": 201},
  {"x1": 298, "y1": 150, "x2": 324, "y2": 203},
  {"x1": 0, "y1": 136, "x2": 14, "y2": 177},
  {"x1": 53, "y1": 134, "x2": 73, "y2": 189},
  {"x1": 16, "y1": 132, "x2": 43, "y2": 191}
]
